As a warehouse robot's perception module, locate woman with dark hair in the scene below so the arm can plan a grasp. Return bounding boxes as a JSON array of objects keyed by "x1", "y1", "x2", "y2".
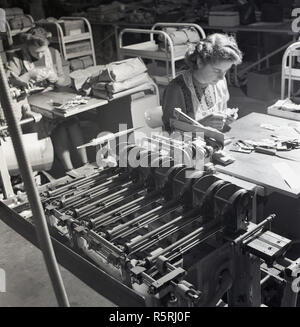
[
  {"x1": 162, "y1": 33, "x2": 243, "y2": 132},
  {"x1": 6, "y1": 27, "x2": 89, "y2": 174},
  {"x1": 7, "y1": 27, "x2": 66, "y2": 88}
]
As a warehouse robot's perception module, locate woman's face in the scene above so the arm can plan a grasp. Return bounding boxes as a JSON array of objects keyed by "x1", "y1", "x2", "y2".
[
  {"x1": 28, "y1": 44, "x2": 48, "y2": 60},
  {"x1": 193, "y1": 60, "x2": 233, "y2": 85}
]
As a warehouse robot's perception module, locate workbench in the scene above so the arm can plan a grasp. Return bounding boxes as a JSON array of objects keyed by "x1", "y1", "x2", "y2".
[
  {"x1": 28, "y1": 81, "x2": 158, "y2": 117},
  {"x1": 27, "y1": 86, "x2": 160, "y2": 149},
  {"x1": 216, "y1": 112, "x2": 300, "y2": 198},
  {"x1": 28, "y1": 90, "x2": 108, "y2": 119}
]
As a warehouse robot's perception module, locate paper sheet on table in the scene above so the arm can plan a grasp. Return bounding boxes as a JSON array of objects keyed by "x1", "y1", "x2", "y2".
[
  {"x1": 268, "y1": 99, "x2": 300, "y2": 113},
  {"x1": 272, "y1": 162, "x2": 300, "y2": 190}
]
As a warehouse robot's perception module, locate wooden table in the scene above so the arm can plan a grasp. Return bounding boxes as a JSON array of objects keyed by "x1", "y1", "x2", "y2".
[
  {"x1": 28, "y1": 90, "x2": 108, "y2": 119},
  {"x1": 216, "y1": 112, "x2": 300, "y2": 198},
  {"x1": 28, "y1": 82, "x2": 156, "y2": 120}
]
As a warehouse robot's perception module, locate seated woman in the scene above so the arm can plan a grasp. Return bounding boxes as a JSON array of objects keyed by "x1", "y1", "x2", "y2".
[
  {"x1": 6, "y1": 27, "x2": 88, "y2": 173},
  {"x1": 162, "y1": 33, "x2": 243, "y2": 132}
]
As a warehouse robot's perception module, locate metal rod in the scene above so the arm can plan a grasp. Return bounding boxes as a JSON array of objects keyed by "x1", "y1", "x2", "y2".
[
  {"x1": 46, "y1": 171, "x2": 105, "y2": 197},
  {"x1": 234, "y1": 214, "x2": 276, "y2": 245},
  {"x1": 0, "y1": 117, "x2": 34, "y2": 132},
  {"x1": 108, "y1": 203, "x2": 166, "y2": 239},
  {"x1": 167, "y1": 227, "x2": 222, "y2": 261},
  {"x1": 111, "y1": 205, "x2": 181, "y2": 241},
  {"x1": 64, "y1": 180, "x2": 133, "y2": 210},
  {"x1": 74, "y1": 185, "x2": 138, "y2": 217},
  {"x1": 0, "y1": 57, "x2": 69, "y2": 306},
  {"x1": 59, "y1": 171, "x2": 124, "y2": 197},
  {"x1": 92, "y1": 193, "x2": 149, "y2": 228},
  {"x1": 260, "y1": 275, "x2": 271, "y2": 285},
  {"x1": 128, "y1": 214, "x2": 201, "y2": 255},
  {"x1": 146, "y1": 221, "x2": 219, "y2": 264},
  {"x1": 126, "y1": 214, "x2": 185, "y2": 252},
  {"x1": 60, "y1": 174, "x2": 128, "y2": 207},
  {"x1": 101, "y1": 197, "x2": 160, "y2": 229}
]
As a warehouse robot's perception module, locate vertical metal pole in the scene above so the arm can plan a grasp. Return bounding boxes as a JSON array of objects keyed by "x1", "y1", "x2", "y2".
[{"x1": 0, "y1": 57, "x2": 69, "y2": 306}]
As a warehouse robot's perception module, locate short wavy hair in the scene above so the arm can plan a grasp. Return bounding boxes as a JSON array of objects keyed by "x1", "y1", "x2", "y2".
[
  {"x1": 185, "y1": 33, "x2": 243, "y2": 70},
  {"x1": 20, "y1": 27, "x2": 52, "y2": 48}
]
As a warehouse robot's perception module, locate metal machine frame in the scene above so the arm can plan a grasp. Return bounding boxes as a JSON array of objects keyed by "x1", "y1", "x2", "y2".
[
  {"x1": 0, "y1": 199, "x2": 145, "y2": 307},
  {"x1": 281, "y1": 41, "x2": 300, "y2": 99},
  {"x1": 1, "y1": 139, "x2": 299, "y2": 307}
]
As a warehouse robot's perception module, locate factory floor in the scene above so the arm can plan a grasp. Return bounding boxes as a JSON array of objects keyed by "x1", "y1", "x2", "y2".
[
  {"x1": 0, "y1": 219, "x2": 115, "y2": 307},
  {"x1": 0, "y1": 87, "x2": 281, "y2": 307}
]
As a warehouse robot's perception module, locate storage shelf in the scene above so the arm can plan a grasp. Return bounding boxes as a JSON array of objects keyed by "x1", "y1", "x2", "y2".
[
  {"x1": 66, "y1": 50, "x2": 94, "y2": 59},
  {"x1": 37, "y1": 17, "x2": 96, "y2": 69},
  {"x1": 10, "y1": 27, "x2": 32, "y2": 36},
  {"x1": 62, "y1": 32, "x2": 91, "y2": 43}
]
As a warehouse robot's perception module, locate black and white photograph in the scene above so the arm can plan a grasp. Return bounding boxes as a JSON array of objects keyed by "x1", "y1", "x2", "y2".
[{"x1": 0, "y1": 0, "x2": 299, "y2": 315}]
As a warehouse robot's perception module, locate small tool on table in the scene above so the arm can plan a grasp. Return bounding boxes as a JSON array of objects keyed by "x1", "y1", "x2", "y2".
[
  {"x1": 230, "y1": 139, "x2": 300, "y2": 162},
  {"x1": 254, "y1": 146, "x2": 300, "y2": 162}
]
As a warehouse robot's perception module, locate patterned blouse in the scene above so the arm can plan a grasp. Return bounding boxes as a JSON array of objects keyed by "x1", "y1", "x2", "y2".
[{"x1": 162, "y1": 70, "x2": 230, "y2": 131}]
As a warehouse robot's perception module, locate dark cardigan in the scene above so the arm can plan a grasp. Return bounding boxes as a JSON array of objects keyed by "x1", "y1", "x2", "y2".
[{"x1": 162, "y1": 74, "x2": 195, "y2": 132}]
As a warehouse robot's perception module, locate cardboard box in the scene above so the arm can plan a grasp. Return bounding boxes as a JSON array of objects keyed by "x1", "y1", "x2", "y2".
[
  {"x1": 209, "y1": 11, "x2": 240, "y2": 27},
  {"x1": 247, "y1": 68, "x2": 281, "y2": 101},
  {"x1": 61, "y1": 20, "x2": 85, "y2": 36},
  {"x1": 65, "y1": 41, "x2": 91, "y2": 54},
  {"x1": 8, "y1": 16, "x2": 32, "y2": 30}
]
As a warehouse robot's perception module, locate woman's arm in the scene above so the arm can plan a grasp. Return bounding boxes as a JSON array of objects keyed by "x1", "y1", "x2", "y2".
[
  {"x1": 221, "y1": 77, "x2": 238, "y2": 125},
  {"x1": 53, "y1": 48, "x2": 70, "y2": 87},
  {"x1": 6, "y1": 56, "x2": 31, "y2": 87},
  {"x1": 162, "y1": 81, "x2": 186, "y2": 132}
]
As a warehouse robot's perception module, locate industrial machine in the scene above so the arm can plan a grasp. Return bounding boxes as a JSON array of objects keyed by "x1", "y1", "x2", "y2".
[{"x1": 1, "y1": 134, "x2": 299, "y2": 307}]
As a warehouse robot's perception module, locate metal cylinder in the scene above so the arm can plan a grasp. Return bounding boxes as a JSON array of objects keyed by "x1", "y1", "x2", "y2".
[{"x1": 1, "y1": 133, "x2": 53, "y2": 175}]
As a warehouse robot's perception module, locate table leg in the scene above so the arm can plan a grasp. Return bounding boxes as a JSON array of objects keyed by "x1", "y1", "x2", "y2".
[
  {"x1": 114, "y1": 25, "x2": 121, "y2": 60},
  {"x1": 0, "y1": 143, "x2": 14, "y2": 199},
  {"x1": 252, "y1": 186, "x2": 265, "y2": 224}
]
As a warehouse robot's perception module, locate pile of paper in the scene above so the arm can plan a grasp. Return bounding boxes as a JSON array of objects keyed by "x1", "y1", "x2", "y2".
[{"x1": 268, "y1": 99, "x2": 300, "y2": 112}]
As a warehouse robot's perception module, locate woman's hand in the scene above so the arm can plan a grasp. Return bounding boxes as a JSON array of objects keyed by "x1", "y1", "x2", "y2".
[
  {"x1": 199, "y1": 113, "x2": 226, "y2": 131},
  {"x1": 9, "y1": 72, "x2": 32, "y2": 88},
  {"x1": 225, "y1": 108, "x2": 239, "y2": 125},
  {"x1": 29, "y1": 68, "x2": 49, "y2": 82},
  {"x1": 29, "y1": 68, "x2": 58, "y2": 84},
  {"x1": 47, "y1": 71, "x2": 59, "y2": 84}
]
